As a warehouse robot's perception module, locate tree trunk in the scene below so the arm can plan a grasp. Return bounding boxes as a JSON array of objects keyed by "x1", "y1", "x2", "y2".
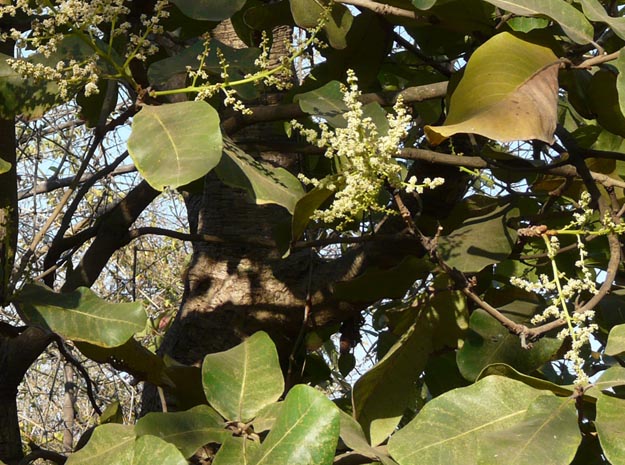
[{"x1": 143, "y1": 21, "x2": 368, "y2": 412}]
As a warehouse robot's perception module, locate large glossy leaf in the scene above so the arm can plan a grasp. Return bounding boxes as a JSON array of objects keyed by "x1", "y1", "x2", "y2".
[
  {"x1": 201, "y1": 331, "x2": 284, "y2": 422},
  {"x1": 388, "y1": 376, "x2": 548, "y2": 465},
  {"x1": 457, "y1": 309, "x2": 562, "y2": 381},
  {"x1": 437, "y1": 204, "x2": 519, "y2": 272},
  {"x1": 588, "y1": 70, "x2": 625, "y2": 138},
  {"x1": 615, "y1": 51, "x2": 625, "y2": 132},
  {"x1": 133, "y1": 435, "x2": 188, "y2": 465},
  {"x1": 333, "y1": 256, "x2": 433, "y2": 302},
  {"x1": 251, "y1": 402, "x2": 283, "y2": 434},
  {"x1": 168, "y1": 0, "x2": 246, "y2": 21},
  {"x1": 586, "y1": 367, "x2": 625, "y2": 396},
  {"x1": 128, "y1": 101, "x2": 223, "y2": 191},
  {"x1": 148, "y1": 40, "x2": 259, "y2": 87},
  {"x1": 425, "y1": 33, "x2": 560, "y2": 145},
  {"x1": 291, "y1": 186, "x2": 334, "y2": 241},
  {"x1": 606, "y1": 324, "x2": 625, "y2": 356},
  {"x1": 67, "y1": 426, "x2": 188, "y2": 465},
  {"x1": 478, "y1": 395, "x2": 580, "y2": 465},
  {"x1": 478, "y1": 363, "x2": 577, "y2": 398},
  {"x1": 578, "y1": 0, "x2": 625, "y2": 41},
  {"x1": 215, "y1": 137, "x2": 305, "y2": 214},
  {"x1": 16, "y1": 284, "x2": 146, "y2": 348},
  {"x1": 66, "y1": 424, "x2": 135, "y2": 465},
  {"x1": 213, "y1": 436, "x2": 261, "y2": 465},
  {"x1": 76, "y1": 339, "x2": 169, "y2": 387},
  {"x1": 294, "y1": 81, "x2": 348, "y2": 128},
  {"x1": 482, "y1": 0, "x2": 593, "y2": 44},
  {"x1": 595, "y1": 394, "x2": 625, "y2": 465},
  {"x1": 353, "y1": 307, "x2": 434, "y2": 446},
  {"x1": 251, "y1": 385, "x2": 340, "y2": 465},
  {"x1": 289, "y1": 0, "x2": 353, "y2": 49},
  {"x1": 135, "y1": 405, "x2": 227, "y2": 458},
  {"x1": 338, "y1": 410, "x2": 397, "y2": 464}
]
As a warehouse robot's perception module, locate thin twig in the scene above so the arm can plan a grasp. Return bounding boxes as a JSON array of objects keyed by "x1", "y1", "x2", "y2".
[{"x1": 54, "y1": 336, "x2": 102, "y2": 416}]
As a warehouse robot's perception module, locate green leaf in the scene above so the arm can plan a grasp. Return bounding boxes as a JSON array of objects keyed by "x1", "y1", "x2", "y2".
[
  {"x1": 595, "y1": 394, "x2": 625, "y2": 465},
  {"x1": 586, "y1": 367, "x2": 625, "y2": 396},
  {"x1": 578, "y1": 0, "x2": 625, "y2": 41},
  {"x1": 100, "y1": 401, "x2": 124, "y2": 425},
  {"x1": 294, "y1": 81, "x2": 348, "y2": 128},
  {"x1": 76, "y1": 339, "x2": 169, "y2": 387},
  {"x1": 215, "y1": 137, "x2": 305, "y2": 214},
  {"x1": 250, "y1": 385, "x2": 339, "y2": 465},
  {"x1": 388, "y1": 376, "x2": 548, "y2": 465},
  {"x1": 148, "y1": 40, "x2": 259, "y2": 87},
  {"x1": 457, "y1": 309, "x2": 561, "y2": 381},
  {"x1": 482, "y1": 0, "x2": 593, "y2": 44},
  {"x1": 478, "y1": 363, "x2": 577, "y2": 398},
  {"x1": 425, "y1": 33, "x2": 560, "y2": 145},
  {"x1": 289, "y1": 0, "x2": 353, "y2": 49},
  {"x1": 411, "y1": 0, "x2": 437, "y2": 10},
  {"x1": 478, "y1": 395, "x2": 581, "y2": 465},
  {"x1": 66, "y1": 424, "x2": 135, "y2": 465},
  {"x1": 353, "y1": 308, "x2": 434, "y2": 446},
  {"x1": 339, "y1": 409, "x2": 400, "y2": 464},
  {"x1": 214, "y1": 436, "x2": 261, "y2": 465},
  {"x1": 0, "y1": 158, "x2": 11, "y2": 174},
  {"x1": 133, "y1": 435, "x2": 188, "y2": 465},
  {"x1": 506, "y1": 16, "x2": 550, "y2": 33},
  {"x1": 168, "y1": 0, "x2": 246, "y2": 21},
  {"x1": 339, "y1": 410, "x2": 376, "y2": 458},
  {"x1": 128, "y1": 101, "x2": 223, "y2": 191},
  {"x1": 16, "y1": 284, "x2": 146, "y2": 348},
  {"x1": 66, "y1": 427, "x2": 190, "y2": 465},
  {"x1": 291, "y1": 186, "x2": 334, "y2": 241},
  {"x1": 437, "y1": 204, "x2": 519, "y2": 272},
  {"x1": 615, "y1": 50, "x2": 625, "y2": 127},
  {"x1": 588, "y1": 69, "x2": 625, "y2": 138},
  {"x1": 252, "y1": 401, "x2": 284, "y2": 433},
  {"x1": 135, "y1": 405, "x2": 227, "y2": 458},
  {"x1": 201, "y1": 331, "x2": 284, "y2": 422},
  {"x1": 333, "y1": 256, "x2": 433, "y2": 302},
  {"x1": 606, "y1": 324, "x2": 625, "y2": 356}
]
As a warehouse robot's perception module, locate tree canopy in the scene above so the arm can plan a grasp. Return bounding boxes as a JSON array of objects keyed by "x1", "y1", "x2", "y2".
[{"x1": 1, "y1": 1, "x2": 625, "y2": 465}]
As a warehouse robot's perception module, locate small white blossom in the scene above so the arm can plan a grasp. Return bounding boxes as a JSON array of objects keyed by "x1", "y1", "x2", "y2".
[{"x1": 291, "y1": 70, "x2": 412, "y2": 229}]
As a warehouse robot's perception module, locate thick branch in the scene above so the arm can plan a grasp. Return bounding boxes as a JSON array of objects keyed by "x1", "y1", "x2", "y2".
[
  {"x1": 62, "y1": 181, "x2": 159, "y2": 291},
  {"x1": 335, "y1": 0, "x2": 423, "y2": 20},
  {"x1": 400, "y1": 148, "x2": 625, "y2": 189},
  {"x1": 221, "y1": 82, "x2": 448, "y2": 134}
]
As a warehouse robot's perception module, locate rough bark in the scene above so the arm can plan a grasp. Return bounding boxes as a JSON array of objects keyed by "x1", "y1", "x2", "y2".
[
  {"x1": 0, "y1": 37, "x2": 39, "y2": 464},
  {"x1": 143, "y1": 22, "x2": 370, "y2": 412}
]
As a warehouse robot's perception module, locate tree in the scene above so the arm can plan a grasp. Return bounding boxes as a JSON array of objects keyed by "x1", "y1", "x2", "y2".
[{"x1": 1, "y1": 0, "x2": 625, "y2": 464}]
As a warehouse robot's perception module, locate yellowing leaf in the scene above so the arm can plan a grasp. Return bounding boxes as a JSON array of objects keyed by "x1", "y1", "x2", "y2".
[{"x1": 425, "y1": 33, "x2": 560, "y2": 145}]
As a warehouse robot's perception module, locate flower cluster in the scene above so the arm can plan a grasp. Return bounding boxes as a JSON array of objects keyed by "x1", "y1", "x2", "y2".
[
  {"x1": 510, "y1": 191, "x2": 602, "y2": 385},
  {"x1": 1, "y1": 0, "x2": 169, "y2": 98},
  {"x1": 404, "y1": 176, "x2": 445, "y2": 194},
  {"x1": 291, "y1": 70, "x2": 441, "y2": 229}
]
